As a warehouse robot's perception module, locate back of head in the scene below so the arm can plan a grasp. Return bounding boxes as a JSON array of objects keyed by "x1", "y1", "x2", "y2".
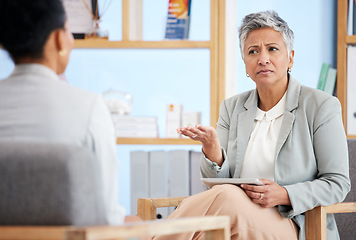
[
  {"x1": 0, "y1": 0, "x2": 66, "y2": 63},
  {"x1": 238, "y1": 10, "x2": 294, "y2": 58}
]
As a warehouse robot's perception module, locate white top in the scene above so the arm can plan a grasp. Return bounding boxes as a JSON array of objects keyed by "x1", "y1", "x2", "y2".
[
  {"x1": 239, "y1": 93, "x2": 287, "y2": 180},
  {"x1": 0, "y1": 64, "x2": 125, "y2": 225}
]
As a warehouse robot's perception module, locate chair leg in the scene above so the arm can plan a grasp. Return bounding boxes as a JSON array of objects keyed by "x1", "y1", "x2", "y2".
[
  {"x1": 305, "y1": 206, "x2": 327, "y2": 240},
  {"x1": 137, "y1": 198, "x2": 157, "y2": 220}
]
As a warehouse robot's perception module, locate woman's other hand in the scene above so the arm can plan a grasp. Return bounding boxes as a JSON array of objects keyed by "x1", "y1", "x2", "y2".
[
  {"x1": 241, "y1": 179, "x2": 291, "y2": 208},
  {"x1": 177, "y1": 125, "x2": 223, "y2": 166}
]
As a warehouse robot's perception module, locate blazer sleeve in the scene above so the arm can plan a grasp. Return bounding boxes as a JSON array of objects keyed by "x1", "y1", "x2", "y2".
[
  {"x1": 281, "y1": 97, "x2": 351, "y2": 218},
  {"x1": 200, "y1": 99, "x2": 232, "y2": 179}
]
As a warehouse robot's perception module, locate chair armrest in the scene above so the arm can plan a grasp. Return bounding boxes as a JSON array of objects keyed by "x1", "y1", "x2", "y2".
[
  {"x1": 0, "y1": 226, "x2": 67, "y2": 240},
  {"x1": 323, "y1": 202, "x2": 356, "y2": 213},
  {"x1": 137, "y1": 197, "x2": 187, "y2": 220},
  {"x1": 305, "y1": 202, "x2": 356, "y2": 240},
  {"x1": 66, "y1": 216, "x2": 230, "y2": 240}
]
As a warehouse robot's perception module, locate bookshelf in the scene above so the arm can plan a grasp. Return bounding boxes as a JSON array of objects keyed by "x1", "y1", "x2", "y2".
[
  {"x1": 337, "y1": 0, "x2": 356, "y2": 138},
  {"x1": 73, "y1": 0, "x2": 236, "y2": 145}
]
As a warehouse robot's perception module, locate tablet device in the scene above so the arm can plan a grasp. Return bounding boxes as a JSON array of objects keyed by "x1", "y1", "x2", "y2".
[{"x1": 201, "y1": 178, "x2": 263, "y2": 188}]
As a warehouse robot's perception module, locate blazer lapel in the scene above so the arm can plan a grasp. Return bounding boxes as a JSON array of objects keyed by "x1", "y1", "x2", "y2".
[
  {"x1": 233, "y1": 90, "x2": 258, "y2": 178},
  {"x1": 275, "y1": 77, "x2": 301, "y2": 161}
]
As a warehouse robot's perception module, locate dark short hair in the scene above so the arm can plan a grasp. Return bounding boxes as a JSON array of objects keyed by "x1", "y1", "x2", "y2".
[{"x1": 0, "y1": 0, "x2": 66, "y2": 62}]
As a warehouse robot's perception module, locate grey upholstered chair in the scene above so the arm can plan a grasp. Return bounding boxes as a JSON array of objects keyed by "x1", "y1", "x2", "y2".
[
  {"x1": 0, "y1": 141, "x2": 108, "y2": 226},
  {"x1": 334, "y1": 139, "x2": 356, "y2": 240}
]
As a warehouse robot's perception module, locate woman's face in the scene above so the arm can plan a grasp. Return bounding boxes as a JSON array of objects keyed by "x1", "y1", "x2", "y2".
[{"x1": 243, "y1": 27, "x2": 294, "y2": 89}]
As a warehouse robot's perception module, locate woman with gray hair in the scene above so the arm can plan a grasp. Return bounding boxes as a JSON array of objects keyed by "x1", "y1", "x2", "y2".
[{"x1": 155, "y1": 10, "x2": 350, "y2": 240}]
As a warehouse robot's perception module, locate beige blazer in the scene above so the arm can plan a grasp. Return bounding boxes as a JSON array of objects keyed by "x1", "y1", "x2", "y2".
[{"x1": 201, "y1": 77, "x2": 350, "y2": 240}]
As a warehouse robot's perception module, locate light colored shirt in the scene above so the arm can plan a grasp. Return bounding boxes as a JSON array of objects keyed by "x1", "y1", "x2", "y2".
[
  {"x1": 0, "y1": 64, "x2": 125, "y2": 225},
  {"x1": 239, "y1": 93, "x2": 286, "y2": 180}
]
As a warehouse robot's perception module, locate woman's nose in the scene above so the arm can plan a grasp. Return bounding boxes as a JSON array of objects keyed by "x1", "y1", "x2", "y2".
[{"x1": 258, "y1": 51, "x2": 270, "y2": 65}]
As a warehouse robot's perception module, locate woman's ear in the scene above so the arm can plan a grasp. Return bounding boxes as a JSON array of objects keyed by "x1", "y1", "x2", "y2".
[
  {"x1": 54, "y1": 29, "x2": 67, "y2": 55},
  {"x1": 288, "y1": 50, "x2": 295, "y2": 69}
]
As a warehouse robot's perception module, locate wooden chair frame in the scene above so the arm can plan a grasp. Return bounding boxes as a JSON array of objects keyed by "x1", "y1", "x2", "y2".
[
  {"x1": 0, "y1": 215, "x2": 230, "y2": 240},
  {"x1": 138, "y1": 197, "x2": 356, "y2": 240},
  {"x1": 305, "y1": 202, "x2": 356, "y2": 240}
]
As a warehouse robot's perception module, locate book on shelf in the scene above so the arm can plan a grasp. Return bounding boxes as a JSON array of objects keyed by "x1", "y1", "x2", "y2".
[
  {"x1": 348, "y1": 0, "x2": 354, "y2": 35},
  {"x1": 323, "y1": 67, "x2": 337, "y2": 96},
  {"x1": 348, "y1": 0, "x2": 356, "y2": 35},
  {"x1": 316, "y1": 63, "x2": 337, "y2": 96},
  {"x1": 316, "y1": 63, "x2": 330, "y2": 91},
  {"x1": 62, "y1": 0, "x2": 96, "y2": 39},
  {"x1": 130, "y1": 151, "x2": 150, "y2": 215},
  {"x1": 165, "y1": 0, "x2": 192, "y2": 39},
  {"x1": 347, "y1": 46, "x2": 356, "y2": 135},
  {"x1": 112, "y1": 115, "x2": 158, "y2": 138},
  {"x1": 354, "y1": 0, "x2": 356, "y2": 34}
]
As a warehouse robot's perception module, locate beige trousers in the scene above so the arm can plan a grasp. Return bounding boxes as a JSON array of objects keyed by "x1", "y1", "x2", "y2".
[{"x1": 153, "y1": 184, "x2": 298, "y2": 240}]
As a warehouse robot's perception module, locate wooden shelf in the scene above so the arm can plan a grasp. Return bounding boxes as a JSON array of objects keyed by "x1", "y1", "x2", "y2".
[
  {"x1": 346, "y1": 35, "x2": 356, "y2": 44},
  {"x1": 338, "y1": 0, "x2": 356, "y2": 138},
  {"x1": 116, "y1": 137, "x2": 201, "y2": 145},
  {"x1": 74, "y1": 40, "x2": 211, "y2": 49}
]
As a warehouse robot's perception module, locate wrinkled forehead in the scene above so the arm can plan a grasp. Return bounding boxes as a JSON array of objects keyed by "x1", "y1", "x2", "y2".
[{"x1": 244, "y1": 28, "x2": 286, "y2": 49}]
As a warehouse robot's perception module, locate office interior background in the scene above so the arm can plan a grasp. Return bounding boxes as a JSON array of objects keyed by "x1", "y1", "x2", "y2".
[{"x1": 0, "y1": 0, "x2": 336, "y2": 214}]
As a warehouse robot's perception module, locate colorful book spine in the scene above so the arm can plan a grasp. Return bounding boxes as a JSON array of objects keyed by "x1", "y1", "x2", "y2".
[
  {"x1": 165, "y1": 0, "x2": 192, "y2": 39},
  {"x1": 317, "y1": 63, "x2": 330, "y2": 91}
]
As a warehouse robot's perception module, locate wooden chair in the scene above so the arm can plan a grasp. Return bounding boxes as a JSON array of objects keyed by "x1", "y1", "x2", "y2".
[
  {"x1": 138, "y1": 139, "x2": 356, "y2": 240},
  {"x1": 0, "y1": 216, "x2": 230, "y2": 240}
]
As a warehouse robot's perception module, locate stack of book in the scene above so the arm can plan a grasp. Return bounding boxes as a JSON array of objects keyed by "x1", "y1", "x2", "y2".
[{"x1": 111, "y1": 114, "x2": 158, "y2": 138}]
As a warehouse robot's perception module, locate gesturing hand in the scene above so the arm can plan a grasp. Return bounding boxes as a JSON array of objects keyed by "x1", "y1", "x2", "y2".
[
  {"x1": 240, "y1": 179, "x2": 291, "y2": 208},
  {"x1": 177, "y1": 125, "x2": 223, "y2": 166},
  {"x1": 177, "y1": 124, "x2": 217, "y2": 145}
]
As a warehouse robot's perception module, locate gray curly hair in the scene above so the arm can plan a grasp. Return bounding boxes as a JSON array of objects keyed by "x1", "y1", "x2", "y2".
[{"x1": 238, "y1": 10, "x2": 294, "y2": 59}]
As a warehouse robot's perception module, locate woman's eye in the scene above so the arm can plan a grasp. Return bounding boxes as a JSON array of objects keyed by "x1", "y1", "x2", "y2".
[
  {"x1": 248, "y1": 49, "x2": 257, "y2": 55},
  {"x1": 269, "y1": 47, "x2": 278, "y2": 51}
]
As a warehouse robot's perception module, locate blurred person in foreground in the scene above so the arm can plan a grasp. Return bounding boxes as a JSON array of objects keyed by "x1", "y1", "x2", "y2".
[
  {"x1": 155, "y1": 10, "x2": 350, "y2": 240},
  {"x1": 0, "y1": 0, "x2": 139, "y2": 224}
]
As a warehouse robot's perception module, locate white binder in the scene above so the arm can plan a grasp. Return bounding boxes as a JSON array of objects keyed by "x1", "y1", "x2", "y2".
[
  {"x1": 190, "y1": 151, "x2": 205, "y2": 195},
  {"x1": 347, "y1": 46, "x2": 356, "y2": 135},
  {"x1": 130, "y1": 151, "x2": 149, "y2": 215},
  {"x1": 149, "y1": 151, "x2": 169, "y2": 219}
]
